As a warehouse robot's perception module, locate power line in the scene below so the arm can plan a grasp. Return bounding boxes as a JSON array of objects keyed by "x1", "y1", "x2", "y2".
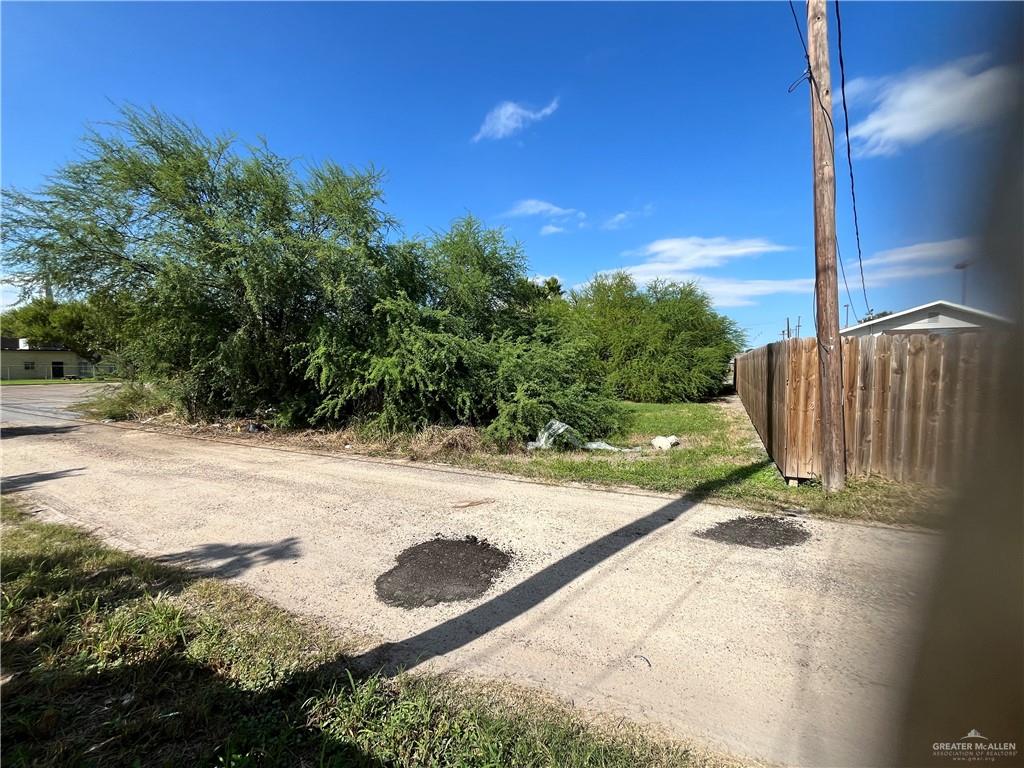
[
  {"x1": 837, "y1": 240, "x2": 860, "y2": 323},
  {"x1": 833, "y1": 0, "x2": 871, "y2": 316}
]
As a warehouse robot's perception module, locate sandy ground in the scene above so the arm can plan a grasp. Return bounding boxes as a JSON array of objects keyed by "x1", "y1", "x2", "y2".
[{"x1": 1, "y1": 384, "x2": 941, "y2": 767}]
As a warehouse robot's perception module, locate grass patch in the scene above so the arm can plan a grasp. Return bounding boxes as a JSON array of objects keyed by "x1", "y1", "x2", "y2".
[
  {"x1": 456, "y1": 400, "x2": 945, "y2": 527},
  {"x1": 1, "y1": 500, "x2": 729, "y2": 768},
  {"x1": 73, "y1": 381, "x2": 177, "y2": 422}
]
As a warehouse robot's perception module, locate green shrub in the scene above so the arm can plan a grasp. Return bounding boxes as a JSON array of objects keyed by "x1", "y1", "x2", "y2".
[
  {"x1": 3, "y1": 107, "x2": 619, "y2": 442},
  {"x1": 568, "y1": 273, "x2": 743, "y2": 402}
]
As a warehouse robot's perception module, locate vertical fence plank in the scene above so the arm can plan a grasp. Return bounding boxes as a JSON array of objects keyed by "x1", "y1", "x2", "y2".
[
  {"x1": 804, "y1": 337, "x2": 820, "y2": 478},
  {"x1": 920, "y1": 334, "x2": 944, "y2": 483},
  {"x1": 871, "y1": 335, "x2": 892, "y2": 477},
  {"x1": 856, "y1": 335, "x2": 875, "y2": 473},
  {"x1": 958, "y1": 334, "x2": 982, "y2": 487},
  {"x1": 935, "y1": 334, "x2": 960, "y2": 482},
  {"x1": 772, "y1": 341, "x2": 788, "y2": 473},
  {"x1": 843, "y1": 337, "x2": 859, "y2": 475},
  {"x1": 887, "y1": 336, "x2": 909, "y2": 481},
  {"x1": 784, "y1": 339, "x2": 802, "y2": 479},
  {"x1": 904, "y1": 335, "x2": 927, "y2": 482}
]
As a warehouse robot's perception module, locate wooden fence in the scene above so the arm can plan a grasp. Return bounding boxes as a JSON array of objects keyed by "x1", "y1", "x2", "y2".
[{"x1": 734, "y1": 332, "x2": 1005, "y2": 484}]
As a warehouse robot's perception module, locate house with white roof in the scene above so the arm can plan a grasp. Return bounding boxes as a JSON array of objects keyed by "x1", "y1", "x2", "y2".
[{"x1": 840, "y1": 300, "x2": 1012, "y2": 338}]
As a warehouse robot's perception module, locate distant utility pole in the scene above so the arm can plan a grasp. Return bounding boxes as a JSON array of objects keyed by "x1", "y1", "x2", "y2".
[
  {"x1": 954, "y1": 260, "x2": 972, "y2": 305},
  {"x1": 807, "y1": 0, "x2": 846, "y2": 492},
  {"x1": 843, "y1": 303, "x2": 849, "y2": 328},
  {"x1": 786, "y1": 317, "x2": 791, "y2": 339},
  {"x1": 795, "y1": 316, "x2": 802, "y2": 338}
]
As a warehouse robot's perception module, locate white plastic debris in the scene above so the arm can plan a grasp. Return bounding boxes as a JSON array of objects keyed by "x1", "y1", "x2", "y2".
[
  {"x1": 527, "y1": 420, "x2": 640, "y2": 452},
  {"x1": 527, "y1": 419, "x2": 583, "y2": 450},
  {"x1": 650, "y1": 435, "x2": 681, "y2": 450}
]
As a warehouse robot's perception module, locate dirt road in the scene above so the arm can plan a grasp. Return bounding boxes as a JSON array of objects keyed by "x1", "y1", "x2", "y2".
[{"x1": 1, "y1": 384, "x2": 940, "y2": 767}]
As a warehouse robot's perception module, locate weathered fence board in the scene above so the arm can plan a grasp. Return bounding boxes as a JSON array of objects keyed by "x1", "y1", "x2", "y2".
[{"x1": 735, "y1": 332, "x2": 996, "y2": 484}]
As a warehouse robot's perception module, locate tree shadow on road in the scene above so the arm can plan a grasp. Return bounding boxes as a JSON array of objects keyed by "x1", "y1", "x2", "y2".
[
  {"x1": 0, "y1": 424, "x2": 80, "y2": 440},
  {"x1": 2, "y1": 467, "x2": 86, "y2": 492},
  {"x1": 158, "y1": 538, "x2": 303, "y2": 578}
]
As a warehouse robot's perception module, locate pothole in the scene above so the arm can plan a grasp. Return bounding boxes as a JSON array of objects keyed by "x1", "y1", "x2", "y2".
[
  {"x1": 695, "y1": 515, "x2": 810, "y2": 549},
  {"x1": 375, "y1": 535, "x2": 511, "y2": 609}
]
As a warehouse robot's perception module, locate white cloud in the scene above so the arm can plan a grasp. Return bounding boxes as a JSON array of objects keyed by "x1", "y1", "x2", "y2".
[
  {"x1": 848, "y1": 57, "x2": 1019, "y2": 157},
  {"x1": 603, "y1": 213, "x2": 630, "y2": 230},
  {"x1": 473, "y1": 98, "x2": 559, "y2": 142},
  {"x1": 601, "y1": 204, "x2": 654, "y2": 231},
  {"x1": 859, "y1": 237, "x2": 974, "y2": 268},
  {"x1": 622, "y1": 236, "x2": 789, "y2": 277},
  {"x1": 502, "y1": 199, "x2": 578, "y2": 218},
  {"x1": 677, "y1": 275, "x2": 815, "y2": 307},
  {"x1": 539, "y1": 224, "x2": 565, "y2": 236},
  {"x1": 858, "y1": 237, "x2": 975, "y2": 286},
  {"x1": 605, "y1": 235, "x2": 971, "y2": 307}
]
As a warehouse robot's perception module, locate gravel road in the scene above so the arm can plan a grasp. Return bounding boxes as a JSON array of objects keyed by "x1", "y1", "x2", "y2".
[{"x1": 1, "y1": 384, "x2": 940, "y2": 767}]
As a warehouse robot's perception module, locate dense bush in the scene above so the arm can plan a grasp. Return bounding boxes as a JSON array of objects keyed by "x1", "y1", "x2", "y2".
[
  {"x1": 567, "y1": 273, "x2": 743, "y2": 403},
  {"x1": 3, "y1": 107, "x2": 740, "y2": 440},
  {"x1": 2, "y1": 107, "x2": 623, "y2": 441}
]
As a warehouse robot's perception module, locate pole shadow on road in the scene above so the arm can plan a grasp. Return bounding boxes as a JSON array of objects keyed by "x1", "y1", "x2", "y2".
[{"x1": 351, "y1": 460, "x2": 771, "y2": 675}]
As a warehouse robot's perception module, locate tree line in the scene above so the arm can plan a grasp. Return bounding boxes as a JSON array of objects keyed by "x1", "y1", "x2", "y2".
[{"x1": 2, "y1": 107, "x2": 742, "y2": 442}]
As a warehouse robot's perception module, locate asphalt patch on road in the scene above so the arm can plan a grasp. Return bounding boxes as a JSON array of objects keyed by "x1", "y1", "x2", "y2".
[
  {"x1": 375, "y1": 536, "x2": 511, "y2": 609},
  {"x1": 695, "y1": 515, "x2": 810, "y2": 549}
]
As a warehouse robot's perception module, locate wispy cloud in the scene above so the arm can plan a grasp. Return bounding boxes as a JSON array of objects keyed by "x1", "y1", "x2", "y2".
[
  {"x1": 859, "y1": 237, "x2": 975, "y2": 284},
  {"x1": 502, "y1": 199, "x2": 578, "y2": 218},
  {"x1": 669, "y1": 275, "x2": 815, "y2": 307},
  {"x1": 600, "y1": 204, "x2": 654, "y2": 230},
  {"x1": 847, "y1": 57, "x2": 1019, "y2": 157},
  {"x1": 621, "y1": 236, "x2": 789, "y2": 278},
  {"x1": 860, "y1": 237, "x2": 974, "y2": 268},
  {"x1": 473, "y1": 98, "x2": 559, "y2": 142},
  {"x1": 607, "y1": 236, "x2": 970, "y2": 307},
  {"x1": 503, "y1": 199, "x2": 586, "y2": 234}
]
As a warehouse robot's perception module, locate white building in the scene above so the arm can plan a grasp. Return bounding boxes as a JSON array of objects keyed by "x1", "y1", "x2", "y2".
[
  {"x1": 0, "y1": 338, "x2": 97, "y2": 380},
  {"x1": 840, "y1": 300, "x2": 1012, "y2": 338}
]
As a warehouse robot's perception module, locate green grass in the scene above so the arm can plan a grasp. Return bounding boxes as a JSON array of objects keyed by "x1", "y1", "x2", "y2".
[
  {"x1": 1, "y1": 501, "x2": 729, "y2": 768},
  {"x1": 457, "y1": 400, "x2": 944, "y2": 527}
]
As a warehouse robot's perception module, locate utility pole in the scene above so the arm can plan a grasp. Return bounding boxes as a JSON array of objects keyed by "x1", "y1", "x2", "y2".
[
  {"x1": 807, "y1": 0, "x2": 846, "y2": 492},
  {"x1": 786, "y1": 317, "x2": 791, "y2": 339},
  {"x1": 795, "y1": 316, "x2": 802, "y2": 338},
  {"x1": 954, "y1": 260, "x2": 971, "y2": 304},
  {"x1": 843, "y1": 303, "x2": 849, "y2": 328}
]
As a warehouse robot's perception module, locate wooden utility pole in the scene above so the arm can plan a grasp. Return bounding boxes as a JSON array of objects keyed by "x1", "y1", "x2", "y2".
[
  {"x1": 807, "y1": 0, "x2": 846, "y2": 492},
  {"x1": 786, "y1": 317, "x2": 791, "y2": 339}
]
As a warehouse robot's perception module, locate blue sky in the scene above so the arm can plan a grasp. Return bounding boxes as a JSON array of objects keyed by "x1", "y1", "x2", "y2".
[{"x1": 3, "y1": 2, "x2": 1019, "y2": 343}]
